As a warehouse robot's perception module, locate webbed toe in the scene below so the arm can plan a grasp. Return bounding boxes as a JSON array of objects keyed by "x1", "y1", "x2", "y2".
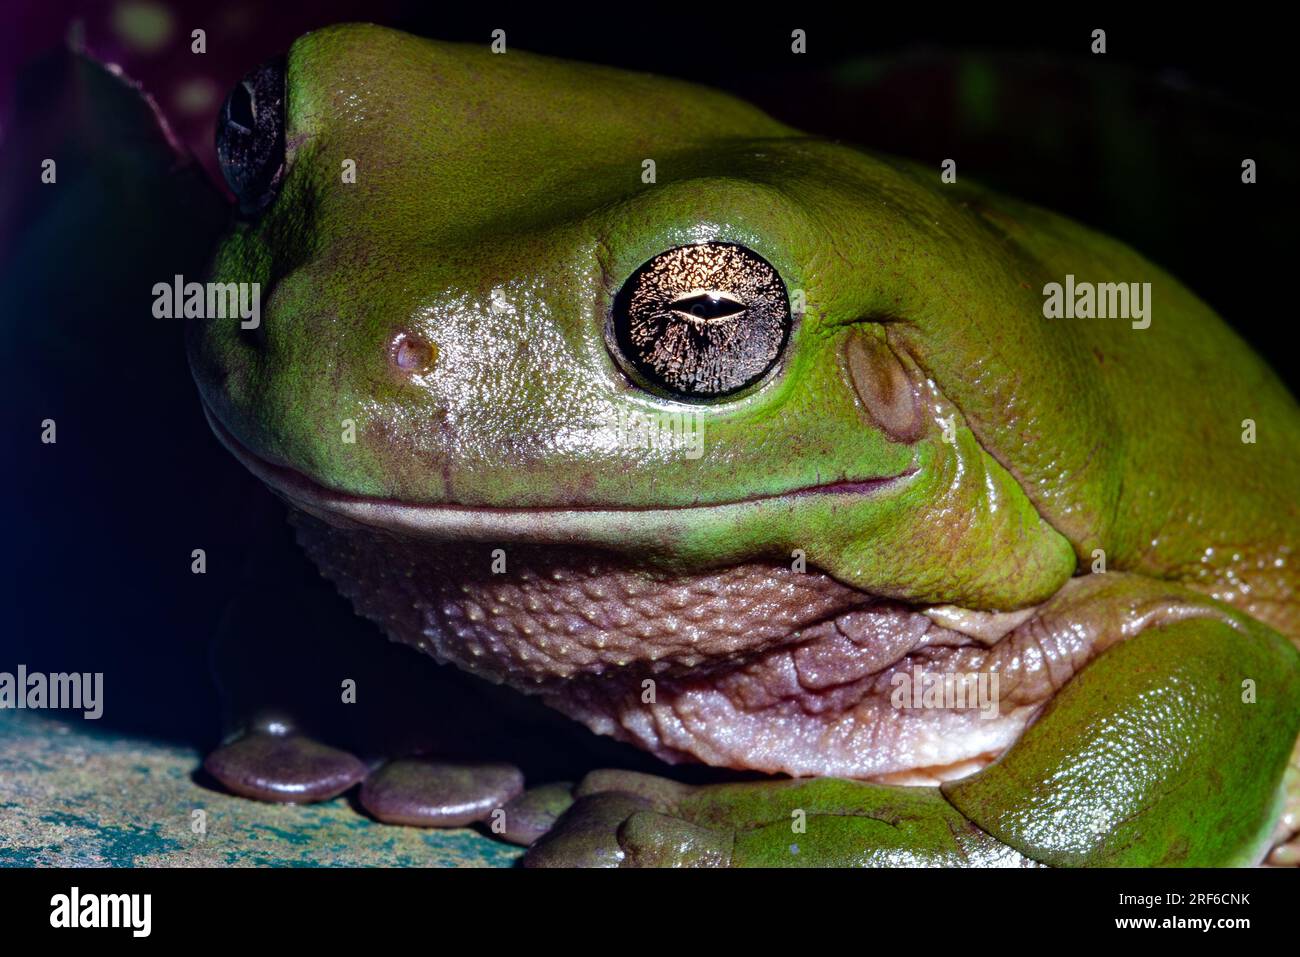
[
  {"x1": 521, "y1": 791, "x2": 654, "y2": 867},
  {"x1": 497, "y1": 782, "x2": 575, "y2": 845},
  {"x1": 204, "y1": 729, "x2": 368, "y2": 803}
]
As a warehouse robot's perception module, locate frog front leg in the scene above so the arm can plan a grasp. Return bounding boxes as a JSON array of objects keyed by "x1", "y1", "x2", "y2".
[
  {"x1": 525, "y1": 583, "x2": 1300, "y2": 867},
  {"x1": 941, "y1": 612, "x2": 1299, "y2": 867},
  {"x1": 524, "y1": 771, "x2": 1037, "y2": 867}
]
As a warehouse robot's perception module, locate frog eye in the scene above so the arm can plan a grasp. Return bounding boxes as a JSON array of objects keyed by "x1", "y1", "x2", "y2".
[
  {"x1": 608, "y1": 242, "x2": 792, "y2": 400},
  {"x1": 216, "y1": 57, "x2": 286, "y2": 215}
]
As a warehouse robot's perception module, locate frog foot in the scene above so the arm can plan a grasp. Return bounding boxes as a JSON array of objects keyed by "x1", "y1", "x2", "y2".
[
  {"x1": 204, "y1": 722, "x2": 575, "y2": 843},
  {"x1": 522, "y1": 769, "x2": 1033, "y2": 867}
]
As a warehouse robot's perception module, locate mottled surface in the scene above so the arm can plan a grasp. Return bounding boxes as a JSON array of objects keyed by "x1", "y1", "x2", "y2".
[{"x1": 0, "y1": 714, "x2": 521, "y2": 867}]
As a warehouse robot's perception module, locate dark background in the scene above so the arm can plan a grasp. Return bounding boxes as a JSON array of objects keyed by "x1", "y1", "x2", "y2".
[{"x1": 2, "y1": 3, "x2": 1296, "y2": 754}]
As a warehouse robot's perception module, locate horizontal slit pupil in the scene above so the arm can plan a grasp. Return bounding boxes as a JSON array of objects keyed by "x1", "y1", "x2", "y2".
[{"x1": 669, "y1": 292, "x2": 746, "y2": 322}]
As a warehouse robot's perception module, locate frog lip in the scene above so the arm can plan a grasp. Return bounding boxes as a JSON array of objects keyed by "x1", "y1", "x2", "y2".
[{"x1": 201, "y1": 403, "x2": 916, "y2": 543}]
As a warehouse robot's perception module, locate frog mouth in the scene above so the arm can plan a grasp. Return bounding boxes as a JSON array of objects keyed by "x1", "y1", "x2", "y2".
[{"x1": 200, "y1": 402, "x2": 916, "y2": 545}]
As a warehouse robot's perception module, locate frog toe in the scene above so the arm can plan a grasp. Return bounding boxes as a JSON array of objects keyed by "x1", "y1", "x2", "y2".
[
  {"x1": 497, "y1": 782, "x2": 575, "y2": 845},
  {"x1": 572, "y1": 768, "x2": 694, "y2": 808},
  {"x1": 359, "y1": 758, "x2": 524, "y2": 827},
  {"x1": 521, "y1": 791, "x2": 655, "y2": 867},
  {"x1": 618, "y1": 810, "x2": 734, "y2": 867},
  {"x1": 204, "y1": 728, "x2": 368, "y2": 803},
  {"x1": 521, "y1": 770, "x2": 734, "y2": 866}
]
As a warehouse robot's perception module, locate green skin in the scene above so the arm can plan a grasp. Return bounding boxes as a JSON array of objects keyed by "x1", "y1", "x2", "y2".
[{"x1": 188, "y1": 25, "x2": 1300, "y2": 866}]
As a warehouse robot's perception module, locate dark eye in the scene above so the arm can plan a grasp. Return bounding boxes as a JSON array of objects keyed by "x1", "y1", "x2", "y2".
[
  {"x1": 216, "y1": 57, "x2": 286, "y2": 215},
  {"x1": 608, "y1": 242, "x2": 792, "y2": 399}
]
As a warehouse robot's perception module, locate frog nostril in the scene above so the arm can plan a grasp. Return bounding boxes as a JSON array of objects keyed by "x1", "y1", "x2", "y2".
[{"x1": 390, "y1": 332, "x2": 437, "y2": 376}]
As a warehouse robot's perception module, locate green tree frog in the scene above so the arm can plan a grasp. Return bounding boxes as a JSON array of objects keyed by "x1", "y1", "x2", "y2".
[{"x1": 187, "y1": 24, "x2": 1300, "y2": 867}]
